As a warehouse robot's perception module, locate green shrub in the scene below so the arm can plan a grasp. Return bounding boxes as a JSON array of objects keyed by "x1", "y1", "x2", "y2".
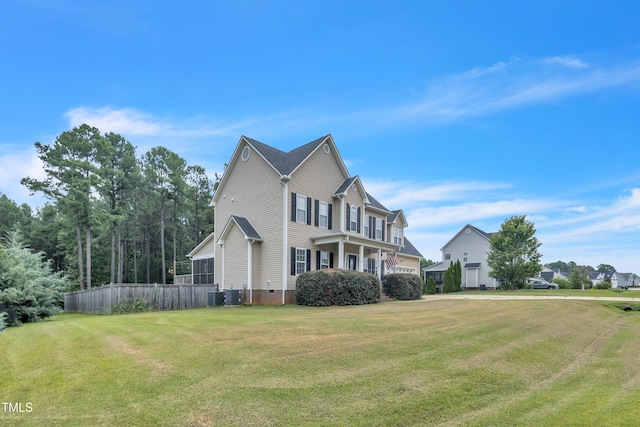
[
  {"x1": 552, "y1": 278, "x2": 570, "y2": 289},
  {"x1": 595, "y1": 280, "x2": 612, "y2": 289},
  {"x1": 425, "y1": 276, "x2": 437, "y2": 295},
  {"x1": 382, "y1": 273, "x2": 423, "y2": 300},
  {"x1": 296, "y1": 270, "x2": 380, "y2": 306}
]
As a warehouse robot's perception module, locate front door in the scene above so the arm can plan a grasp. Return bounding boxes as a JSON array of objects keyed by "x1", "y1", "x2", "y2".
[{"x1": 347, "y1": 254, "x2": 357, "y2": 271}]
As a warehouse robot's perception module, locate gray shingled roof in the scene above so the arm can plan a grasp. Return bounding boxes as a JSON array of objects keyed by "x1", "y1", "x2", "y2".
[
  {"x1": 398, "y1": 237, "x2": 423, "y2": 258},
  {"x1": 335, "y1": 176, "x2": 359, "y2": 195},
  {"x1": 244, "y1": 135, "x2": 329, "y2": 176},
  {"x1": 365, "y1": 192, "x2": 390, "y2": 212},
  {"x1": 231, "y1": 215, "x2": 262, "y2": 240},
  {"x1": 387, "y1": 209, "x2": 401, "y2": 223}
]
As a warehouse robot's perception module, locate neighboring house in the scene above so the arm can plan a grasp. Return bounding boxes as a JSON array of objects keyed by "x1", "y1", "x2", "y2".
[
  {"x1": 541, "y1": 266, "x2": 570, "y2": 283},
  {"x1": 588, "y1": 272, "x2": 638, "y2": 289},
  {"x1": 187, "y1": 135, "x2": 423, "y2": 305},
  {"x1": 423, "y1": 224, "x2": 499, "y2": 290},
  {"x1": 611, "y1": 272, "x2": 632, "y2": 289},
  {"x1": 587, "y1": 271, "x2": 609, "y2": 287}
]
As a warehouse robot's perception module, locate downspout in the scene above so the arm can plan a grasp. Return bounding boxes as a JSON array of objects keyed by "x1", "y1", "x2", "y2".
[
  {"x1": 247, "y1": 239, "x2": 253, "y2": 304},
  {"x1": 219, "y1": 241, "x2": 225, "y2": 291},
  {"x1": 280, "y1": 175, "x2": 291, "y2": 305}
]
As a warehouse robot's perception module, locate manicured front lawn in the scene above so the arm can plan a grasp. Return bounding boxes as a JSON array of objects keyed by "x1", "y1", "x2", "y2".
[{"x1": 2, "y1": 299, "x2": 640, "y2": 426}]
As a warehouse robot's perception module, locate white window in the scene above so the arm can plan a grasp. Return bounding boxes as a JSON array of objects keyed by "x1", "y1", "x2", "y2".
[
  {"x1": 393, "y1": 228, "x2": 403, "y2": 245},
  {"x1": 444, "y1": 253, "x2": 451, "y2": 260},
  {"x1": 296, "y1": 194, "x2": 307, "y2": 223},
  {"x1": 375, "y1": 218, "x2": 383, "y2": 240},
  {"x1": 296, "y1": 248, "x2": 307, "y2": 275},
  {"x1": 350, "y1": 205, "x2": 358, "y2": 232},
  {"x1": 320, "y1": 251, "x2": 330, "y2": 269},
  {"x1": 319, "y1": 201, "x2": 329, "y2": 228},
  {"x1": 364, "y1": 258, "x2": 378, "y2": 275},
  {"x1": 463, "y1": 252, "x2": 469, "y2": 263},
  {"x1": 364, "y1": 215, "x2": 370, "y2": 237}
]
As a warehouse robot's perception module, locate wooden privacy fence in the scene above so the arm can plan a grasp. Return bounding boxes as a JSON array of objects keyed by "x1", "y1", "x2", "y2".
[{"x1": 64, "y1": 284, "x2": 218, "y2": 314}]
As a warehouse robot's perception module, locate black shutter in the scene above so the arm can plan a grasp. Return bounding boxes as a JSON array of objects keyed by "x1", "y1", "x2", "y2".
[
  {"x1": 329, "y1": 252, "x2": 334, "y2": 268},
  {"x1": 382, "y1": 220, "x2": 386, "y2": 241},
  {"x1": 291, "y1": 193, "x2": 297, "y2": 222},
  {"x1": 346, "y1": 203, "x2": 350, "y2": 230},
  {"x1": 314, "y1": 200, "x2": 319, "y2": 227},
  {"x1": 316, "y1": 250, "x2": 321, "y2": 270},
  {"x1": 306, "y1": 249, "x2": 311, "y2": 272},
  {"x1": 369, "y1": 216, "x2": 374, "y2": 238},
  {"x1": 307, "y1": 197, "x2": 312, "y2": 225},
  {"x1": 357, "y1": 207, "x2": 361, "y2": 233},
  {"x1": 291, "y1": 247, "x2": 296, "y2": 275},
  {"x1": 328, "y1": 203, "x2": 333, "y2": 230}
]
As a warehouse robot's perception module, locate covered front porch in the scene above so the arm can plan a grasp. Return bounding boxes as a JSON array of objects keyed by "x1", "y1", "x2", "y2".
[{"x1": 310, "y1": 232, "x2": 400, "y2": 279}]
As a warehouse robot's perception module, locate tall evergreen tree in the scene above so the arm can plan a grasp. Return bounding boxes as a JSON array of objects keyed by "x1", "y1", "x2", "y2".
[
  {"x1": 21, "y1": 124, "x2": 102, "y2": 290},
  {"x1": 96, "y1": 132, "x2": 139, "y2": 283}
]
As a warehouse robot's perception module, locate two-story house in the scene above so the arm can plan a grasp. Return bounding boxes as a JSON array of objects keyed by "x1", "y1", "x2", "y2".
[
  {"x1": 423, "y1": 224, "x2": 499, "y2": 290},
  {"x1": 187, "y1": 135, "x2": 423, "y2": 304}
]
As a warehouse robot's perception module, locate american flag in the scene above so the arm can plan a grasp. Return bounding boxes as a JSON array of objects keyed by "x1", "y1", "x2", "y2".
[{"x1": 385, "y1": 253, "x2": 398, "y2": 270}]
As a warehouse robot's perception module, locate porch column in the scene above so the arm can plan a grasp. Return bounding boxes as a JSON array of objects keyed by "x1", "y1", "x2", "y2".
[
  {"x1": 377, "y1": 248, "x2": 382, "y2": 280},
  {"x1": 338, "y1": 239, "x2": 345, "y2": 269},
  {"x1": 358, "y1": 244, "x2": 364, "y2": 272}
]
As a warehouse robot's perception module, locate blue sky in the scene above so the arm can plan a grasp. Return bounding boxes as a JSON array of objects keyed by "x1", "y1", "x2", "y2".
[{"x1": 1, "y1": 1, "x2": 640, "y2": 272}]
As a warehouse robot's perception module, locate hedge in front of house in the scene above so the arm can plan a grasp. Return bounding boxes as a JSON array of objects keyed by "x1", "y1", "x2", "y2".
[
  {"x1": 296, "y1": 269, "x2": 380, "y2": 306},
  {"x1": 382, "y1": 273, "x2": 423, "y2": 300}
]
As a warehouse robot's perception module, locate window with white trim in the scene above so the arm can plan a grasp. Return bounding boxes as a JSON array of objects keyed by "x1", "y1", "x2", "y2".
[
  {"x1": 364, "y1": 214, "x2": 370, "y2": 237},
  {"x1": 393, "y1": 228, "x2": 403, "y2": 245},
  {"x1": 444, "y1": 253, "x2": 451, "y2": 260},
  {"x1": 375, "y1": 218, "x2": 383, "y2": 240},
  {"x1": 463, "y1": 252, "x2": 469, "y2": 263},
  {"x1": 320, "y1": 251, "x2": 330, "y2": 269},
  {"x1": 318, "y1": 201, "x2": 329, "y2": 228},
  {"x1": 296, "y1": 194, "x2": 307, "y2": 223},
  {"x1": 296, "y1": 248, "x2": 307, "y2": 275},
  {"x1": 349, "y1": 205, "x2": 358, "y2": 232},
  {"x1": 364, "y1": 257, "x2": 378, "y2": 275}
]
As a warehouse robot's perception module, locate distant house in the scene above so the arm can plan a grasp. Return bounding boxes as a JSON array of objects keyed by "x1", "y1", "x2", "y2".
[
  {"x1": 187, "y1": 135, "x2": 423, "y2": 304},
  {"x1": 423, "y1": 224, "x2": 499, "y2": 290},
  {"x1": 611, "y1": 272, "x2": 638, "y2": 289},
  {"x1": 541, "y1": 266, "x2": 570, "y2": 283},
  {"x1": 587, "y1": 271, "x2": 609, "y2": 287}
]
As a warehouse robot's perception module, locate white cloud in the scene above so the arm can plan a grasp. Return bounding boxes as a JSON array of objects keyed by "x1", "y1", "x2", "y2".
[
  {"x1": 379, "y1": 57, "x2": 640, "y2": 126},
  {"x1": 65, "y1": 107, "x2": 166, "y2": 136},
  {"x1": 543, "y1": 55, "x2": 589, "y2": 69},
  {"x1": 0, "y1": 146, "x2": 47, "y2": 207}
]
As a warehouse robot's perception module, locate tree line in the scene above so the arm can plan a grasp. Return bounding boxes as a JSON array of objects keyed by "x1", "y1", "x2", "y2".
[{"x1": 7, "y1": 124, "x2": 217, "y2": 291}]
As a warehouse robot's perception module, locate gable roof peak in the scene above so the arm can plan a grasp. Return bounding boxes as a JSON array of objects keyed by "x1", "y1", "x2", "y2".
[{"x1": 243, "y1": 134, "x2": 338, "y2": 176}]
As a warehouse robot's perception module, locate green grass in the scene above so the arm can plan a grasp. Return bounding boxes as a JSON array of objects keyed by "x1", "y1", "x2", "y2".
[
  {"x1": 461, "y1": 288, "x2": 640, "y2": 297},
  {"x1": 2, "y1": 299, "x2": 640, "y2": 426}
]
